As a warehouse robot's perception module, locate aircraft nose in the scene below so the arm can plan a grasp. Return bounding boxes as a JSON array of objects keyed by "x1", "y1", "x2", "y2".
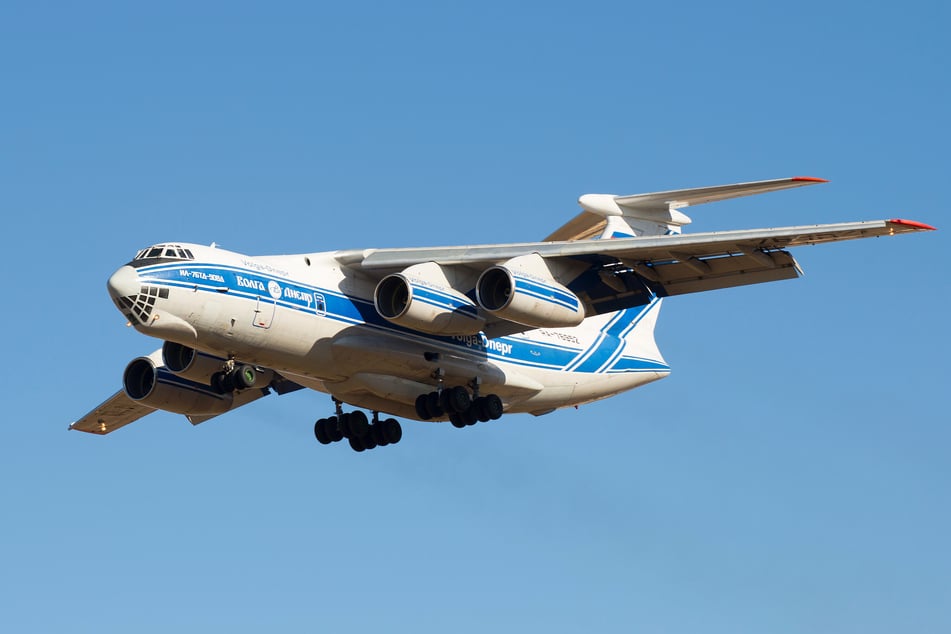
[{"x1": 107, "y1": 265, "x2": 139, "y2": 299}]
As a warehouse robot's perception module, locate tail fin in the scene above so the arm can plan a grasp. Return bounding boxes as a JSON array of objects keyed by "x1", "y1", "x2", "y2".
[
  {"x1": 569, "y1": 297, "x2": 668, "y2": 374},
  {"x1": 545, "y1": 176, "x2": 827, "y2": 241}
]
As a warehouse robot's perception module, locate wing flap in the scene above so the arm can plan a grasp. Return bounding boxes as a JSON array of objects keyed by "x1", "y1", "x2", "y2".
[{"x1": 644, "y1": 251, "x2": 800, "y2": 296}]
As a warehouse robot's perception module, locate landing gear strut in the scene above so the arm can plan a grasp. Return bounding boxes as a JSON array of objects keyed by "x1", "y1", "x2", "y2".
[{"x1": 313, "y1": 399, "x2": 402, "y2": 452}]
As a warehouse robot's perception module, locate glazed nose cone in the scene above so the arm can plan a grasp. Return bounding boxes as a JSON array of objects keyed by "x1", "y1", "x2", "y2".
[{"x1": 107, "y1": 265, "x2": 139, "y2": 299}]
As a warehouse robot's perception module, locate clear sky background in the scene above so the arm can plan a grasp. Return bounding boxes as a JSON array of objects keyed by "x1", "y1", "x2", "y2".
[{"x1": 2, "y1": 1, "x2": 948, "y2": 632}]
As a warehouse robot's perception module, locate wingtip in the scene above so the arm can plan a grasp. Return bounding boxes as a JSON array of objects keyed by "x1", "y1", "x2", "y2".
[
  {"x1": 888, "y1": 218, "x2": 937, "y2": 231},
  {"x1": 792, "y1": 176, "x2": 829, "y2": 183}
]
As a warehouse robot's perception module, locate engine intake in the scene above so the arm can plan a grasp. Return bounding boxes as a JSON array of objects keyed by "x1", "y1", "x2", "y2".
[
  {"x1": 374, "y1": 262, "x2": 484, "y2": 336},
  {"x1": 124, "y1": 356, "x2": 232, "y2": 415},
  {"x1": 476, "y1": 254, "x2": 584, "y2": 328}
]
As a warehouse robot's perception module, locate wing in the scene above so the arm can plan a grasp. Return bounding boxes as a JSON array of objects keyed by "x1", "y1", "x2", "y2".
[
  {"x1": 337, "y1": 218, "x2": 935, "y2": 330},
  {"x1": 71, "y1": 366, "x2": 306, "y2": 435},
  {"x1": 69, "y1": 390, "x2": 154, "y2": 435}
]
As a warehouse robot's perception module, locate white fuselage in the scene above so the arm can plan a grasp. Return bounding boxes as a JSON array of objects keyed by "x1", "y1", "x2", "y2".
[{"x1": 111, "y1": 243, "x2": 670, "y2": 421}]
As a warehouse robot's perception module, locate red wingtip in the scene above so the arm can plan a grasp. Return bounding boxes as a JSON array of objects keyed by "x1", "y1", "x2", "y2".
[
  {"x1": 888, "y1": 218, "x2": 937, "y2": 231},
  {"x1": 792, "y1": 176, "x2": 829, "y2": 183}
]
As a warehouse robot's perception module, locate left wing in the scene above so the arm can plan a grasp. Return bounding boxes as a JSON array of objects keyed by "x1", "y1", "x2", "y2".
[
  {"x1": 337, "y1": 218, "x2": 935, "y2": 326},
  {"x1": 339, "y1": 218, "x2": 934, "y2": 271}
]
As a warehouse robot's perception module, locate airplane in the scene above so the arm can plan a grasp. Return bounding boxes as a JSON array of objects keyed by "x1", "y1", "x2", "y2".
[{"x1": 71, "y1": 177, "x2": 935, "y2": 451}]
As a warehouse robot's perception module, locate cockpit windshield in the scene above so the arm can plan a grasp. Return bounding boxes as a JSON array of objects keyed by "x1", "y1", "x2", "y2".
[{"x1": 133, "y1": 244, "x2": 195, "y2": 261}]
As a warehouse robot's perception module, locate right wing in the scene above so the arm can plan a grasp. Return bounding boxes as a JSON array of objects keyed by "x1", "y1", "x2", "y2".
[{"x1": 71, "y1": 365, "x2": 306, "y2": 435}]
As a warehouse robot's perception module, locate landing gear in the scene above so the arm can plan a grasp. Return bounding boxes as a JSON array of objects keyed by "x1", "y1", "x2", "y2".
[
  {"x1": 415, "y1": 385, "x2": 504, "y2": 427},
  {"x1": 211, "y1": 363, "x2": 257, "y2": 394},
  {"x1": 314, "y1": 400, "x2": 403, "y2": 452}
]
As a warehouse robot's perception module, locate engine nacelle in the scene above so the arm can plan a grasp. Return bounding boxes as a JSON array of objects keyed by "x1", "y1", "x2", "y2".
[
  {"x1": 123, "y1": 356, "x2": 233, "y2": 416},
  {"x1": 374, "y1": 262, "x2": 484, "y2": 336},
  {"x1": 162, "y1": 341, "x2": 227, "y2": 383},
  {"x1": 476, "y1": 253, "x2": 584, "y2": 328}
]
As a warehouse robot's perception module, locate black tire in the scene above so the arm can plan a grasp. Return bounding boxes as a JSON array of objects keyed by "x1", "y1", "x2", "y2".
[
  {"x1": 415, "y1": 394, "x2": 432, "y2": 420},
  {"x1": 441, "y1": 386, "x2": 471, "y2": 414},
  {"x1": 326, "y1": 416, "x2": 343, "y2": 442},
  {"x1": 449, "y1": 413, "x2": 466, "y2": 428},
  {"x1": 213, "y1": 371, "x2": 235, "y2": 394},
  {"x1": 338, "y1": 413, "x2": 352, "y2": 438},
  {"x1": 372, "y1": 425, "x2": 387, "y2": 446},
  {"x1": 363, "y1": 431, "x2": 378, "y2": 450},
  {"x1": 383, "y1": 418, "x2": 402, "y2": 444},
  {"x1": 314, "y1": 418, "x2": 331, "y2": 444},
  {"x1": 349, "y1": 410, "x2": 370, "y2": 437},
  {"x1": 463, "y1": 407, "x2": 478, "y2": 426},
  {"x1": 484, "y1": 394, "x2": 503, "y2": 420},
  {"x1": 349, "y1": 436, "x2": 366, "y2": 452},
  {"x1": 474, "y1": 398, "x2": 491, "y2": 423},
  {"x1": 234, "y1": 364, "x2": 256, "y2": 389},
  {"x1": 426, "y1": 392, "x2": 444, "y2": 418}
]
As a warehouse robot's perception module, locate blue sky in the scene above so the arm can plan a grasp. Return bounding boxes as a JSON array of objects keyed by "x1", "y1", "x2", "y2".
[{"x1": 2, "y1": 1, "x2": 949, "y2": 632}]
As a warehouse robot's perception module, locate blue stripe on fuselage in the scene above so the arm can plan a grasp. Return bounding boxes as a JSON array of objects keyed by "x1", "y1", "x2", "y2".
[{"x1": 137, "y1": 262, "x2": 668, "y2": 375}]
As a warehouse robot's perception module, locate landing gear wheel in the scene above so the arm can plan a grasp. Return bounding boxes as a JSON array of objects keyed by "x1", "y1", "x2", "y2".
[
  {"x1": 372, "y1": 425, "x2": 387, "y2": 447},
  {"x1": 338, "y1": 413, "x2": 352, "y2": 438},
  {"x1": 474, "y1": 398, "x2": 491, "y2": 423},
  {"x1": 462, "y1": 407, "x2": 478, "y2": 426},
  {"x1": 314, "y1": 418, "x2": 331, "y2": 444},
  {"x1": 212, "y1": 371, "x2": 234, "y2": 394},
  {"x1": 449, "y1": 413, "x2": 466, "y2": 428},
  {"x1": 348, "y1": 436, "x2": 366, "y2": 452},
  {"x1": 441, "y1": 386, "x2": 471, "y2": 414},
  {"x1": 426, "y1": 392, "x2": 444, "y2": 418},
  {"x1": 362, "y1": 430, "x2": 378, "y2": 450},
  {"x1": 348, "y1": 410, "x2": 369, "y2": 438},
  {"x1": 484, "y1": 394, "x2": 503, "y2": 420},
  {"x1": 326, "y1": 416, "x2": 343, "y2": 442},
  {"x1": 415, "y1": 394, "x2": 432, "y2": 420},
  {"x1": 234, "y1": 364, "x2": 257, "y2": 389},
  {"x1": 382, "y1": 418, "x2": 402, "y2": 444}
]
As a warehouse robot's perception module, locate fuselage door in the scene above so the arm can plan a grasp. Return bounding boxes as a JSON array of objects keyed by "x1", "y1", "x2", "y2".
[{"x1": 253, "y1": 296, "x2": 276, "y2": 329}]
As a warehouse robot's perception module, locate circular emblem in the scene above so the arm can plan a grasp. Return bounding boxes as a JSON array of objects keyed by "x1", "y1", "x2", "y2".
[{"x1": 268, "y1": 280, "x2": 282, "y2": 299}]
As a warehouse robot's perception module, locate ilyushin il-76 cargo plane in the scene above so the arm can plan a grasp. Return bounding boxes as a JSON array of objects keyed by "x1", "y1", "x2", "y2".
[{"x1": 72, "y1": 177, "x2": 934, "y2": 451}]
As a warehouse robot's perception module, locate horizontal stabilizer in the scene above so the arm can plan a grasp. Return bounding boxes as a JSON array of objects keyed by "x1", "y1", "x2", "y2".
[{"x1": 547, "y1": 176, "x2": 828, "y2": 242}]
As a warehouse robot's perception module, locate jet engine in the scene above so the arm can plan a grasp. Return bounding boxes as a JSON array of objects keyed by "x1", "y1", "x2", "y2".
[
  {"x1": 123, "y1": 355, "x2": 233, "y2": 416},
  {"x1": 476, "y1": 253, "x2": 584, "y2": 328},
  {"x1": 374, "y1": 262, "x2": 485, "y2": 336},
  {"x1": 162, "y1": 341, "x2": 227, "y2": 383}
]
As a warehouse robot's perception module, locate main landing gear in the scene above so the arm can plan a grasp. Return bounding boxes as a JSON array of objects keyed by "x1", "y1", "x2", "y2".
[
  {"x1": 414, "y1": 387, "x2": 503, "y2": 428},
  {"x1": 314, "y1": 400, "x2": 403, "y2": 452}
]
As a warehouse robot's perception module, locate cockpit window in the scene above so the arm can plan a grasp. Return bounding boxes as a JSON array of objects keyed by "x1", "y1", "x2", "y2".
[{"x1": 133, "y1": 244, "x2": 196, "y2": 262}]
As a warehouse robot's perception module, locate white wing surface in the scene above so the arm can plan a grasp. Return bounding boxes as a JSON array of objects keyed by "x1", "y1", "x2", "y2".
[{"x1": 69, "y1": 390, "x2": 154, "y2": 435}]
